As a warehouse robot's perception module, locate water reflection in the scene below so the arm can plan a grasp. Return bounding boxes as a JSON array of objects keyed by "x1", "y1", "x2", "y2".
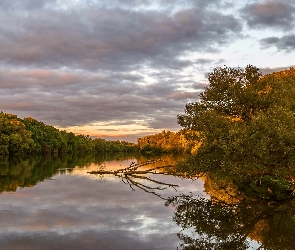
[
  {"x1": 166, "y1": 175, "x2": 295, "y2": 250},
  {"x1": 0, "y1": 153, "x2": 200, "y2": 250},
  {"x1": 0, "y1": 152, "x2": 143, "y2": 193},
  {"x1": 0, "y1": 153, "x2": 95, "y2": 193},
  {"x1": 1, "y1": 153, "x2": 294, "y2": 249}
]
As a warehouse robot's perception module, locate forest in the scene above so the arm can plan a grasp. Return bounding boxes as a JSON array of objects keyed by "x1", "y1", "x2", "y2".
[{"x1": 0, "y1": 114, "x2": 138, "y2": 155}]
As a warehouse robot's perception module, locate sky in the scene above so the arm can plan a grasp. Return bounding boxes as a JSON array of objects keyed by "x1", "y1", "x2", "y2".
[{"x1": 0, "y1": 0, "x2": 294, "y2": 142}]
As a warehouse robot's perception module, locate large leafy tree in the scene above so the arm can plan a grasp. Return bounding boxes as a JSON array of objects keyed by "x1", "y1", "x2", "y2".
[{"x1": 177, "y1": 66, "x2": 295, "y2": 185}]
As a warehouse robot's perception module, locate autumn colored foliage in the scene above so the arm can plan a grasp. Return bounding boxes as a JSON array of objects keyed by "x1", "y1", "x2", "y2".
[{"x1": 176, "y1": 66, "x2": 295, "y2": 201}]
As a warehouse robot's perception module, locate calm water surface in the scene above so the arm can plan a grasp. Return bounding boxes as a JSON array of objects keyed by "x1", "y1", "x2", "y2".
[{"x1": 0, "y1": 153, "x2": 271, "y2": 249}]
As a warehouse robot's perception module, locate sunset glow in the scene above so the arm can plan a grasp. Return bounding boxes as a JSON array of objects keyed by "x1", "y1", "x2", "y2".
[{"x1": 0, "y1": 0, "x2": 294, "y2": 142}]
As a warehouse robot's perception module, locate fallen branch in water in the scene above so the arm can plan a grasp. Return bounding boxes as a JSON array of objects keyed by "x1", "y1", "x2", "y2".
[
  {"x1": 87, "y1": 159, "x2": 179, "y2": 200},
  {"x1": 87, "y1": 158, "x2": 174, "y2": 176}
]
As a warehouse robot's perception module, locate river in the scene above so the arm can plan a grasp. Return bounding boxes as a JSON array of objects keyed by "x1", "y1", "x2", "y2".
[{"x1": 0, "y1": 153, "x2": 292, "y2": 249}]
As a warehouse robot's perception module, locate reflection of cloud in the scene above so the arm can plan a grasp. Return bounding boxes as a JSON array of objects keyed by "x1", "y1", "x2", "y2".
[
  {"x1": 0, "y1": 161, "x2": 205, "y2": 249},
  {"x1": 0, "y1": 230, "x2": 178, "y2": 250}
]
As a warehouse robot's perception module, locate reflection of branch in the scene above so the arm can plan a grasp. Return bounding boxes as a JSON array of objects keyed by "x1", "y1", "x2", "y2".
[
  {"x1": 128, "y1": 174, "x2": 178, "y2": 190},
  {"x1": 87, "y1": 160, "x2": 179, "y2": 200},
  {"x1": 123, "y1": 174, "x2": 170, "y2": 200}
]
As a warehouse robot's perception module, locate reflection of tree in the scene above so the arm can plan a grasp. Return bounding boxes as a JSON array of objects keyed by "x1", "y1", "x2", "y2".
[
  {"x1": 170, "y1": 130, "x2": 295, "y2": 250},
  {"x1": 0, "y1": 153, "x2": 97, "y2": 192},
  {"x1": 166, "y1": 177, "x2": 295, "y2": 250},
  {"x1": 166, "y1": 194, "x2": 249, "y2": 249},
  {"x1": 0, "y1": 153, "x2": 181, "y2": 194},
  {"x1": 88, "y1": 156, "x2": 295, "y2": 249}
]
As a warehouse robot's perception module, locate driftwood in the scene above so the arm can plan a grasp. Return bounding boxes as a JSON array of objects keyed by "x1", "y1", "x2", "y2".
[
  {"x1": 87, "y1": 159, "x2": 179, "y2": 200},
  {"x1": 87, "y1": 159, "x2": 173, "y2": 175}
]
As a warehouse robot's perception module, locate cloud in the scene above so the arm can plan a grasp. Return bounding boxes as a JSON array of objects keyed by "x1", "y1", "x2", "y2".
[
  {"x1": 0, "y1": 1, "x2": 242, "y2": 137},
  {"x1": 260, "y1": 34, "x2": 295, "y2": 51},
  {"x1": 0, "y1": 4, "x2": 242, "y2": 71},
  {"x1": 0, "y1": 67, "x2": 187, "y2": 131},
  {"x1": 241, "y1": 0, "x2": 295, "y2": 30},
  {"x1": 0, "y1": 0, "x2": 55, "y2": 11},
  {"x1": 1, "y1": 0, "x2": 293, "y2": 141},
  {"x1": 168, "y1": 91, "x2": 201, "y2": 101},
  {"x1": 260, "y1": 65, "x2": 295, "y2": 74}
]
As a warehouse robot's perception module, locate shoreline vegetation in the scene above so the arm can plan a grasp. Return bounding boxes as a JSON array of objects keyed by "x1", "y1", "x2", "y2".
[
  {"x1": 2, "y1": 65, "x2": 295, "y2": 158},
  {"x1": 174, "y1": 65, "x2": 295, "y2": 202},
  {"x1": 1, "y1": 65, "x2": 295, "y2": 186},
  {"x1": 0, "y1": 113, "x2": 139, "y2": 155},
  {"x1": 0, "y1": 114, "x2": 197, "y2": 156}
]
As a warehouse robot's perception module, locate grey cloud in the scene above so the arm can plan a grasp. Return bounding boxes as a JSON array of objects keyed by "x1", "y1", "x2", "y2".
[
  {"x1": 0, "y1": 63, "x2": 204, "y2": 134},
  {"x1": 0, "y1": 0, "x2": 227, "y2": 14},
  {"x1": 0, "y1": 68, "x2": 144, "y2": 97},
  {"x1": 89, "y1": 0, "x2": 225, "y2": 12},
  {"x1": 260, "y1": 65, "x2": 295, "y2": 75},
  {"x1": 0, "y1": 1, "x2": 251, "y2": 140},
  {"x1": 194, "y1": 58, "x2": 214, "y2": 65},
  {"x1": 0, "y1": 68, "x2": 186, "y2": 129},
  {"x1": 143, "y1": 83, "x2": 176, "y2": 96},
  {"x1": 168, "y1": 91, "x2": 200, "y2": 101},
  {"x1": 260, "y1": 34, "x2": 295, "y2": 51},
  {"x1": 0, "y1": 6, "x2": 241, "y2": 71},
  {"x1": 148, "y1": 115, "x2": 181, "y2": 130},
  {"x1": 0, "y1": 0, "x2": 55, "y2": 11},
  {"x1": 192, "y1": 82, "x2": 208, "y2": 90},
  {"x1": 241, "y1": 1, "x2": 295, "y2": 30},
  {"x1": 148, "y1": 55, "x2": 192, "y2": 70}
]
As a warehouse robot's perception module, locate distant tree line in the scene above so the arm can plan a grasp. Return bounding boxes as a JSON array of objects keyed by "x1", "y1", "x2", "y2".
[
  {"x1": 137, "y1": 130, "x2": 200, "y2": 154},
  {"x1": 0, "y1": 113, "x2": 138, "y2": 155}
]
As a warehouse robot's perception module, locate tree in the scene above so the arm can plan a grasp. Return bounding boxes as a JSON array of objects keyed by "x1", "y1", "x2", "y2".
[
  {"x1": 177, "y1": 66, "x2": 295, "y2": 188},
  {"x1": 137, "y1": 130, "x2": 187, "y2": 154},
  {"x1": 0, "y1": 113, "x2": 35, "y2": 155}
]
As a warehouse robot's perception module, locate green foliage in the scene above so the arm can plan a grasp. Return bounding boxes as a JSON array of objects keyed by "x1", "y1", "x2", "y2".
[
  {"x1": 0, "y1": 112, "x2": 35, "y2": 155},
  {"x1": 177, "y1": 66, "x2": 295, "y2": 187},
  {"x1": 0, "y1": 112, "x2": 138, "y2": 155}
]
